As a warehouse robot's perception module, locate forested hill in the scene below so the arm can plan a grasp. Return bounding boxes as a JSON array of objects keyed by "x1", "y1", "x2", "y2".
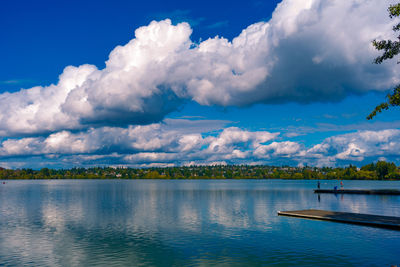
[{"x1": 0, "y1": 161, "x2": 399, "y2": 180}]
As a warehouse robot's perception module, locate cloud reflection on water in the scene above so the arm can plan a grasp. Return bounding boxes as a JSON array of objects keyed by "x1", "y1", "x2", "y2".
[{"x1": 0, "y1": 180, "x2": 399, "y2": 266}]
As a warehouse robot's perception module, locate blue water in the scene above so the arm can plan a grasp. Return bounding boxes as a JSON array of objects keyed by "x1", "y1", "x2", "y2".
[{"x1": 0, "y1": 179, "x2": 399, "y2": 266}]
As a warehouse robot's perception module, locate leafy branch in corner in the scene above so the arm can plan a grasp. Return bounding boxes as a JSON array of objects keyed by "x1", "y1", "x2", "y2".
[{"x1": 368, "y1": 3, "x2": 400, "y2": 119}]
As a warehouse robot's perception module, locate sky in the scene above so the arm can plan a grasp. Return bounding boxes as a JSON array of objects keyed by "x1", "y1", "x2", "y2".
[{"x1": 1, "y1": 0, "x2": 400, "y2": 169}]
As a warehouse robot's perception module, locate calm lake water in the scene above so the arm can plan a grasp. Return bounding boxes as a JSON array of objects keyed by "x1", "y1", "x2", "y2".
[{"x1": 0, "y1": 179, "x2": 399, "y2": 266}]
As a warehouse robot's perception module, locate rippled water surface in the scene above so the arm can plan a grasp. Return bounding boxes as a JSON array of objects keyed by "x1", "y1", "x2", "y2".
[{"x1": 0, "y1": 179, "x2": 399, "y2": 266}]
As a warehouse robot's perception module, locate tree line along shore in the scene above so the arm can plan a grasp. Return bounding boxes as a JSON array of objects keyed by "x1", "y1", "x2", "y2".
[{"x1": 1, "y1": 161, "x2": 400, "y2": 180}]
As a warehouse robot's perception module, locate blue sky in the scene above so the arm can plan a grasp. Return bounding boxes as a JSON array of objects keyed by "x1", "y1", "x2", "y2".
[
  {"x1": 1, "y1": 0, "x2": 400, "y2": 169},
  {"x1": 0, "y1": 0, "x2": 279, "y2": 89}
]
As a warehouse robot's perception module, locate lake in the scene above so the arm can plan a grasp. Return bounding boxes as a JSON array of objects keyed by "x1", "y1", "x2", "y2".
[{"x1": 0, "y1": 179, "x2": 399, "y2": 266}]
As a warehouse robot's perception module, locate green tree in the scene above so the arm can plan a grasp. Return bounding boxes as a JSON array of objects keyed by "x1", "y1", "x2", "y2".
[
  {"x1": 368, "y1": 3, "x2": 400, "y2": 119},
  {"x1": 386, "y1": 170, "x2": 400, "y2": 179},
  {"x1": 361, "y1": 162, "x2": 376, "y2": 172},
  {"x1": 292, "y1": 172, "x2": 304, "y2": 179},
  {"x1": 39, "y1": 168, "x2": 50, "y2": 178},
  {"x1": 376, "y1": 161, "x2": 396, "y2": 179},
  {"x1": 144, "y1": 171, "x2": 161, "y2": 179},
  {"x1": 356, "y1": 170, "x2": 378, "y2": 180}
]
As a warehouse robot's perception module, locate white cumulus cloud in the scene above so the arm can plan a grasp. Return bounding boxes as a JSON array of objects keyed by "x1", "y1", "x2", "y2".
[
  {"x1": 1, "y1": 122, "x2": 400, "y2": 167},
  {"x1": 305, "y1": 129, "x2": 400, "y2": 165},
  {"x1": 0, "y1": 0, "x2": 397, "y2": 136}
]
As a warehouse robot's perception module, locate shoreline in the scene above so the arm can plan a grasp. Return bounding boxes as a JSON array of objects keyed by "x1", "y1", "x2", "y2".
[{"x1": 2, "y1": 177, "x2": 400, "y2": 181}]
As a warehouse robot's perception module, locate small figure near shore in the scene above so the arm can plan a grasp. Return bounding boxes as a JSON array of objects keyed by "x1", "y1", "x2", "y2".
[
  {"x1": 317, "y1": 181, "x2": 320, "y2": 189},
  {"x1": 340, "y1": 180, "x2": 344, "y2": 189}
]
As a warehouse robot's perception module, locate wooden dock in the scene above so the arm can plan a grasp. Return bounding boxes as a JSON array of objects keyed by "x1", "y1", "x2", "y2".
[
  {"x1": 278, "y1": 209, "x2": 400, "y2": 230},
  {"x1": 314, "y1": 189, "x2": 400, "y2": 195}
]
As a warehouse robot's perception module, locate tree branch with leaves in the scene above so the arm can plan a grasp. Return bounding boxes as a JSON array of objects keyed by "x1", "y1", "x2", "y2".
[{"x1": 368, "y1": 3, "x2": 400, "y2": 120}]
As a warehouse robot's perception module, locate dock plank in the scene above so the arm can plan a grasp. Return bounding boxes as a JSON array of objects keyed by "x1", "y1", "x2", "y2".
[
  {"x1": 278, "y1": 209, "x2": 400, "y2": 230},
  {"x1": 314, "y1": 189, "x2": 400, "y2": 195}
]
